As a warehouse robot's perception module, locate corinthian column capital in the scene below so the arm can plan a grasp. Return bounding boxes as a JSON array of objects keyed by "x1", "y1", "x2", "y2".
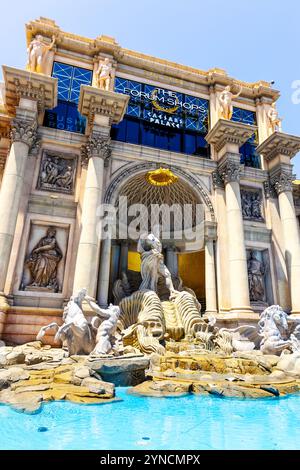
[
  {"x1": 10, "y1": 119, "x2": 37, "y2": 148},
  {"x1": 219, "y1": 159, "x2": 241, "y2": 184},
  {"x1": 271, "y1": 170, "x2": 294, "y2": 195},
  {"x1": 81, "y1": 136, "x2": 111, "y2": 167}
]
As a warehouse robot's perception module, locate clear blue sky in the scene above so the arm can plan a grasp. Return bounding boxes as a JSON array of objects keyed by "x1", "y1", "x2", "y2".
[{"x1": 1, "y1": 0, "x2": 300, "y2": 176}]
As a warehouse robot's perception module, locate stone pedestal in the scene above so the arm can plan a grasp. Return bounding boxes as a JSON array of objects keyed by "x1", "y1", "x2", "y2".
[
  {"x1": 206, "y1": 119, "x2": 257, "y2": 315},
  {"x1": 257, "y1": 132, "x2": 300, "y2": 315},
  {"x1": 72, "y1": 87, "x2": 129, "y2": 297}
]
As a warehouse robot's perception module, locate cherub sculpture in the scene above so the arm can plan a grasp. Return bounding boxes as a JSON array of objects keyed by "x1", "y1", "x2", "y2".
[
  {"x1": 218, "y1": 84, "x2": 242, "y2": 120},
  {"x1": 27, "y1": 35, "x2": 56, "y2": 74}
]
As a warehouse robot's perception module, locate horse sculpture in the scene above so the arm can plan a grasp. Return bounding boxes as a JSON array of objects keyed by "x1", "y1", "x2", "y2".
[
  {"x1": 258, "y1": 305, "x2": 293, "y2": 355},
  {"x1": 37, "y1": 288, "x2": 95, "y2": 355}
]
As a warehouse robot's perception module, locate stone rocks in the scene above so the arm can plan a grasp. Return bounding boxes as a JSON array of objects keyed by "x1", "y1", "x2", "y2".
[
  {"x1": 86, "y1": 355, "x2": 150, "y2": 386},
  {"x1": 129, "y1": 380, "x2": 191, "y2": 397},
  {"x1": 272, "y1": 352, "x2": 300, "y2": 378},
  {"x1": 0, "y1": 358, "x2": 116, "y2": 413},
  {"x1": 81, "y1": 377, "x2": 115, "y2": 397},
  {"x1": 5, "y1": 350, "x2": 26, "y2": 366}
]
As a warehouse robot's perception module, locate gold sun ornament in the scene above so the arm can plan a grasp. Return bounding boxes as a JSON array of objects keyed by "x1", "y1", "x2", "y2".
[
  {"x1": 293, "y1": 180, "x2": 300, "y2": 185},
  {"x1": 146, "y1": 168, "x2": 178, "y2": 187}
]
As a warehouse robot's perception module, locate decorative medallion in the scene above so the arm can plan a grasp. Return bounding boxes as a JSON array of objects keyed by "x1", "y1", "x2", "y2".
[{"x1": 146, "y1": 168, "x2": 178, "y2": 187}]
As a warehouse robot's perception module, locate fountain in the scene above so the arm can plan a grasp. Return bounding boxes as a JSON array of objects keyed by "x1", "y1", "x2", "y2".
[{"x1": 1, "y1": 233, "x2": 300, "y2": 412}]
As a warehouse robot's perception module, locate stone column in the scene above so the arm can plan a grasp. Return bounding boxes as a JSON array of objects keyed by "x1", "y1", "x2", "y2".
[
  {"x1": 73, "y1": 85, "x2": 129, "y2": 298},
  {"x1": 0, "y1": 117, "x2": 37, "y2": 292},
  {"x1": 206, "y1": 119, "x2": 257, "y2": 315},
  {"x1": 272, "y1": 170, "x2": 300, "y2": 314},
  {"x1": 119, "y1": 240, "x2": 128, "y2": 276},
  {"x1": 165, "y1": 245, "x2": 178, "y2": 276},
  {"x1": 257, "y1": 132, "x2": 300, "y2": 315},
  {"x1": 204, "y1": 222, "x2": 218, "y2": 315},
  {"x1": 73, "y1": 136, "x2": 110, "y2": 297},
  {"x1": 220, "y1": 157, "x2": 251, "y2": 313},
  {"x1": 97, "y1": 236, "x2": 112, "y2": 307}
]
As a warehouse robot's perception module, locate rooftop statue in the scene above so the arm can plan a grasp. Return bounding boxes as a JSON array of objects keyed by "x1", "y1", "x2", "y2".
[
  {"x1": 267, "y1": 102, "x2": 282, "y2": 133},
  {"x1": 95, "y1": 58, "x2": 113, "y2": 91},
  {"x1": 218, "y1": 84, "x2": 242, "y2": 120},
  {"x1": 27, "y1": 35, "x2": 56, "y2": 74}
]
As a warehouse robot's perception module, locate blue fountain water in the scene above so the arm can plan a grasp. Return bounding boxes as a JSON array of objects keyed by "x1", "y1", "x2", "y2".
[{"x1": 1, "y1": 389, "x2": 300, "y2": 450}]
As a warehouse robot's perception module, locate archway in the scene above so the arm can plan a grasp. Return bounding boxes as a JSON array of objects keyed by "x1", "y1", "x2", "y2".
[{"x1": 98, "y1": 163, "x2": 216, "y2": 311}]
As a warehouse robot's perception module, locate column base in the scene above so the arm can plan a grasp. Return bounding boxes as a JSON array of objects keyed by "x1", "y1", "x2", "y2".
[
  {"x1": 0, "y1": 292, "x2": 10, "y2": 339},
  {"x1": 229, "y1": 307, "x2": 254, "y2": 316},
  {"x1": 204, "y1": 310, "x2": 218, "y2": 317}
]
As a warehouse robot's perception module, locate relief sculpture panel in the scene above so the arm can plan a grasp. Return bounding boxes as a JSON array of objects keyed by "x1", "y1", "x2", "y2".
[{"x1": 37, "y1": 151, "x2": 77, "y2": 194}]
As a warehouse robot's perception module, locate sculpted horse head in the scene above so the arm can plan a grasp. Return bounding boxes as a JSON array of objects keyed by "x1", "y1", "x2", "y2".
[{"x1": 258, "y1": 305, "x2": 290, "y2": 355}]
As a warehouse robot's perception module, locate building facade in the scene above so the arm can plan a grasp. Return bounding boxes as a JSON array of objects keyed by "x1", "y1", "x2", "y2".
[{"x1": 0, "y1": 17, "x2": 300, "y2": 344}]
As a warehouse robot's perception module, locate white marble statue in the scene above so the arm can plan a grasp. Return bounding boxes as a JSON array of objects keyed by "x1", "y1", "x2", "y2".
[
  {"x1": 27, "y1": 35, "x2": 56, "y2": 74},
  {"x1": 218, "y1": 84, "x2": 242, "y2": 120},
  {"x1": 258, "y1": 305, "x2": 292, "y2": 355},
  {"x1": 88, "y1": 303, "x2": 121, "y2": 355},
  {"x1": 267, "y1": 103, "x2": 282, "y2": 133},
  {"x1": 138, "y1": 233, "x2": 176, "y2": 297},
  {"x1": 37, "y1": 288, "x2": 94, "y2": 355},
  {"x1": 95, "y1": 58, "x2": 113, "y2": 91}
]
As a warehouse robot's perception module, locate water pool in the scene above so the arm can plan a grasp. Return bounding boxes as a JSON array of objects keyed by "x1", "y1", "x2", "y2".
[{"x1": 1, "y1": 388, "x2": 300, "y2": 450}]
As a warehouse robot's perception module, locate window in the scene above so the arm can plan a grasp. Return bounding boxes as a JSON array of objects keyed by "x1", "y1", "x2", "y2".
[
  {"x1": 111, "y1": 77, "x2": 210, "y2": 157},
  {"x1": 232, "y1": 107, "x2": 261, "y2": 168},
  {"x1": 44, "y1": 62, "x2": 92, "y2": 134}
]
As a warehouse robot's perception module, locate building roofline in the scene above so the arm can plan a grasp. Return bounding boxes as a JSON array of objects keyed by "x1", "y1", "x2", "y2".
[{"x1": 25, "y1": 17, "x2": 280, "y2": 101}]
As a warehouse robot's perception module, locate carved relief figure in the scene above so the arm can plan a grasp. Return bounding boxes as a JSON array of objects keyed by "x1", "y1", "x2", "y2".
[
  {"x1": 267, "y1": 103, "x2": 282, "y2": 133},
  {"x1": 241, "y1": 190, "x2": 263, "y2": 220},
  {"x1": 248, "y1": 251, "x2": 265, "y2": 302},
  {"x1": 95, "y1": 58, "x2": 113, "y2": 91},
  {"x1": 25, "y1": 227, "x2": 63, "y2": 292},
  {"x1": 138, "y1": 234, "x2": 176, "y2": 297},
  {"x1": 218, "y1": 84, "x2": 242, "y2": 120},
  {"x1": 38, "y1": 153, "x2": 76, "y2": 193},
  {"x1": 27, "y1": 35, "x2": 56, "y2": 74}
]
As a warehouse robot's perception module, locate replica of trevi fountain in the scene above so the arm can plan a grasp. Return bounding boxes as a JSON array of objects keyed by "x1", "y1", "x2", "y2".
[{"x1": 1, "y1": 233, "x2": 300, "y2": 414}]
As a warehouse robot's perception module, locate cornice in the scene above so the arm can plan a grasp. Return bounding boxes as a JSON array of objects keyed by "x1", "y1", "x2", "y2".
[{"x1": 25, "y1": 17, "x2": 280, "y2": 102}]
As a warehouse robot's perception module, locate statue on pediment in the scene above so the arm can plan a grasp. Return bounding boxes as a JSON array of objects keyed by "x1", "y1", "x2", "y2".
[
  {"x1": 27, "y1": 35, "x2": 56, "y2": 74},
  {"x1": 267, "y1": 103, "x2": 282, "y2": 133},
  {"x1": 218, "y1": 84, "x2": 242, "y2": 120},
  {"x1": 95, "y1": 58, "x2": 113, "y2": 91}
]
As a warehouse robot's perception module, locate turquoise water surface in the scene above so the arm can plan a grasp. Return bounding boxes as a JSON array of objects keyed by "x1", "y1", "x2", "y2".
[{"x1": 0, "y1": 388, "x2": 300, "y2": 450}]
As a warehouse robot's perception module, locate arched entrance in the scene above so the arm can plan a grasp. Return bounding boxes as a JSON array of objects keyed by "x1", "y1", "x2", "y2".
[{"x1": 98, "y1": 163, "x2": 217, "y2": 314}]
